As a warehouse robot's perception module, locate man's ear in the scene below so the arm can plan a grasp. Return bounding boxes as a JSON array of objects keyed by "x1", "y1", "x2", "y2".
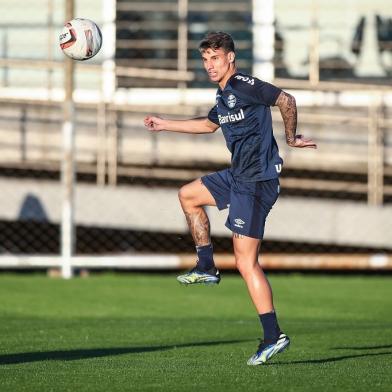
[{"x1": 229, "y1": 52, "x2": 235, "y2": 63}]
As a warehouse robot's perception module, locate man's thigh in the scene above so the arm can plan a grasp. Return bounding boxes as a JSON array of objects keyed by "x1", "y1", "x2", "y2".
[
  {"x1": 226, "y1": 178, "x2": 279, "y2": 239},
  {"x1": 232, "y1": 233, "x2": 261, "y2": 260},
  {"x1": 201, "y1": 169, "x2": 231, "y2": 210},
  {"x1": 179, "y1": 178, "x2": 217, "y2": 207}
]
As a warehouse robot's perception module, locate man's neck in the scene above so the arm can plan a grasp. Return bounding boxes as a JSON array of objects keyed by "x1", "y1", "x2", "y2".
[{"x1": 218, "y1": 66, "x2": 237, "y2": 89}]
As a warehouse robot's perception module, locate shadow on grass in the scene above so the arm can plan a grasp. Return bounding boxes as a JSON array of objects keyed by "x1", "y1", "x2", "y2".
[
  {"x1": 333, "y1": 344, "x2": 392, "y2": 350},
  {"x1": 0, "y1": 339, "x2": 250, "y2": 365},
  {"x1": 265, "y1": 351, "x2": 392, "y2": 366}
]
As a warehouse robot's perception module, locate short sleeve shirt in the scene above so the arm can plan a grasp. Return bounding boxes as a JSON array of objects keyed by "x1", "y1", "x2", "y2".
[{"x1": 208, "y1": 72, "x2": 283, "y2": 182}]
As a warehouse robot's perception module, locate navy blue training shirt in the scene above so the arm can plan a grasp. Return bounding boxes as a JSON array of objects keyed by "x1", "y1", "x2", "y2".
[{"x1": 208, "y1": 72, "x2": 283, "y2": 182}]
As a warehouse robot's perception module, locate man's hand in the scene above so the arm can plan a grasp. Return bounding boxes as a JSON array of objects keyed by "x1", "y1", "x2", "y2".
[
  {"x1": 287, "y1": 134, "x2": 317, "y2": 149},
  {"x1": 144, "y1": 116, "x2": 165, "y2": 132},
  {"x1": 143, "y1": 116, "x2": 218, "y2": 134}
]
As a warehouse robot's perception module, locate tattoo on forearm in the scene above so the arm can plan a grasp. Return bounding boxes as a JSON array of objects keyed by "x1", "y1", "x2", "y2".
[
  {"x1": 184, "y1": 208, "x2": 210, "y2": 246},
  {"x1": 276, "y1": 91, "x2": 297, "y2": 145}
]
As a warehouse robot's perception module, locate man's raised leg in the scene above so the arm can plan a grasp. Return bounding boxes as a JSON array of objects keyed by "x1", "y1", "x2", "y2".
[{"x1": 176, "y1": 178, "x2": 220, "y2": 285}]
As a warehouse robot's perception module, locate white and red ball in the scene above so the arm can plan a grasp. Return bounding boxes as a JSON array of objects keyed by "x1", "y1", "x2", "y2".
[{"x1": 59, "y1": 18, "x2": 102, "y2": 61}]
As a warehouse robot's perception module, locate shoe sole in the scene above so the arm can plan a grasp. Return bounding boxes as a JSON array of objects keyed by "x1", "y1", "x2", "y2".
[{"x1": 177, "y1": 278, "x2": 220, "y2": 285}]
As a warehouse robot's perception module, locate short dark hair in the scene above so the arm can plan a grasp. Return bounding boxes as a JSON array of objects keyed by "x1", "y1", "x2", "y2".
[{"x1": 198, "y1": 31, "x2": 235, "y2": 53}]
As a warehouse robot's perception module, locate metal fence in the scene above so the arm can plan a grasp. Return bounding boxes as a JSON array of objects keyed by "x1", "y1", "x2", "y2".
[{"x1": 0, "y1": 95, "x2": 391, "y2": 261}]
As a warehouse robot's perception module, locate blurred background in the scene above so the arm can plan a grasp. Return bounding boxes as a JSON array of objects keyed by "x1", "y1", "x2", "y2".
[{"x1": 0, "y1": 0, "x2": 391, "y2": 275}]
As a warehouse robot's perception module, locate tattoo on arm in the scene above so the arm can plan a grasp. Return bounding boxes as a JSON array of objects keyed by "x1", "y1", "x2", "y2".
[
  {"x1": 184, "y1": 208, "x2": 211, "y2": 246},
  {"x1": 233, "y1": 233, "x2": 244, "y2": 239},
  {"x1": 275, "y1": 91, "x2": 297, "y2": 145}
]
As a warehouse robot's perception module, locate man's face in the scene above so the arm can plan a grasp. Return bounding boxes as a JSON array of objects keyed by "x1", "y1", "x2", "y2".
[{"x1": 201, "y1": 47, "x2": 233, "y2": 84}]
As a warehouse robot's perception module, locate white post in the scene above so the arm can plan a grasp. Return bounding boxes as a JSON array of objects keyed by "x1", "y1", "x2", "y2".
[
  {"x1": 309, "y1": 0, "x2": 319, "y2": 86},
  {"x1": 102, "y1": 0, "x2": 116, "y2": 102},
  {"x1": 98, "y1": 0, "x2": 116, "y2": 185},
  {"x1": 367, "y1": 95, "x2": 384, "y2": 206},
  {"x1": 61, "y1": 0, "x2": 75, "y2": 279},
  {"x1": 47, "y1": 0, "x2": 54, "y2": 91},
  {"x1": 252, "y1": 0, "x2": 275, "y2": 81},
  {"x1": 177, "y1": 0, "x2": 188, "y2": 91}
]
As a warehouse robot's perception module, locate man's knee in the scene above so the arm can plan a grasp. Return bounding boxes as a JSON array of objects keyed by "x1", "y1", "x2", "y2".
[
  {"x1": 235, "y1": 256, "x2": 258, "y2": 274},
  {"x1": 235, "y1": 257, "x2": 248, "y2": 272},
  {"x1": 178, "y1": 184, "x2": 190, "y2": 202},
  {"x1": 178, "y1": 184, "x2": 198, "y2": 208},
  {"x1": 179, "y1": 179, "x2": 215, "y2": 209}
]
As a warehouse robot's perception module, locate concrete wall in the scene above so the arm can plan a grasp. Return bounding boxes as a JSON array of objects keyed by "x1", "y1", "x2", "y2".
[{"x1": 2, "y1": 177, "x2": 391, "y2": 249}]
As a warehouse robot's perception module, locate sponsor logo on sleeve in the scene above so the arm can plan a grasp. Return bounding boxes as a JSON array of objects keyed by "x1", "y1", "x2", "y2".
[{"x1": 234, "y1": 75, "x2": 254, "y2": 85}]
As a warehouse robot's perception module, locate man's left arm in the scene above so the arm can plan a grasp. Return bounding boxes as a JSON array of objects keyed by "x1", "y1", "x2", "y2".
[{"x1": 275, "y1": 91, "x2": 317, "y2": 149}]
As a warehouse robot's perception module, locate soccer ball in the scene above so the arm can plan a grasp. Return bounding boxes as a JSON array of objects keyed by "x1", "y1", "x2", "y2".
[{"x1": 59, "y1": 18, "x2": 102, "y2": 61}]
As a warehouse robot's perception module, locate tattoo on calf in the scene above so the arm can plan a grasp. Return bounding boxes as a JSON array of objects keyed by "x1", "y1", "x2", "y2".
[{"x1": 184, "y1": 209, "x2": 210, "y2": 246}]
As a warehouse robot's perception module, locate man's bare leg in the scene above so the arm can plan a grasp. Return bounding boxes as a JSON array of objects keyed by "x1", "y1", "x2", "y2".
[
  {"x1": 232, "y1": 233, "x2": 274, "y2": 314},
  {"x1": 233, "y1": 233, "x2": 290, "y2": 364},
  {"x1": 178, "y1": 178, "x2": 216, "y2": 246},
  {"x1": 176, "y1": 179, "x2": 220, "y2": 284}
]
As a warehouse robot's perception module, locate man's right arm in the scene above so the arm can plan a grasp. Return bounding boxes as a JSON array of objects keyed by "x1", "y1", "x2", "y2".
[{"x1": 144, "y1": 116, "x2": 219, "y2": 134}]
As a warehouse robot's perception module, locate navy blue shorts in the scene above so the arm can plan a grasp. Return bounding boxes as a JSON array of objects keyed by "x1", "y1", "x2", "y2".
[{"x1": 201, "y1": 169, "x2": 280, "y2": 239}]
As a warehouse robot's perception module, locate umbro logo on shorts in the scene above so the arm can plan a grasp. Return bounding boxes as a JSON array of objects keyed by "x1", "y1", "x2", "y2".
[{"x1": 234, "y1": 218, "x2": 245, "y2": 228}]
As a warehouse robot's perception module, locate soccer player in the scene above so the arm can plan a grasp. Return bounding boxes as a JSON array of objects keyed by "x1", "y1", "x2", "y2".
[{"x1": 144, "y1": 32, "x2": 316, "y2": 365}]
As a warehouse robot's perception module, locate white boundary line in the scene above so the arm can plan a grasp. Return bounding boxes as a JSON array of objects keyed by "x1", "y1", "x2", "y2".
[
  {"x1": 0, "y1": 255, "x2": 182, "y2": 269},
  {"x1": 0, "y1": 254, "x2": 391, "y2": 270}
]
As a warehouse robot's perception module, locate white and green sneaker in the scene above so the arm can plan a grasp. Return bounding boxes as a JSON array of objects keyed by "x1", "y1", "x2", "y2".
[
  {"x1": 247, "y1": 333, "x2": 290, "y2": 365},
  {"x1": 177, "y1": 266, "x2": 221, "y2": 285}
]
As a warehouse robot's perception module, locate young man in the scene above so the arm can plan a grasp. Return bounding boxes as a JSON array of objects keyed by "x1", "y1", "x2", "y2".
[{"x1": 144, "y1": 32, "x2": 316, "y2": 365}]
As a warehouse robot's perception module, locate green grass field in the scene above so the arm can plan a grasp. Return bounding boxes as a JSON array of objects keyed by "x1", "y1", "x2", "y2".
[{"x1": 0, "y1": 272, "x2": 391, "y2": 392}]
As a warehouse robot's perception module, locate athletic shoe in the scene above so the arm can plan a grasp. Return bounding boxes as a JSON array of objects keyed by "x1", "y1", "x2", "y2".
[
  {"x1": 247, "y1": 333, "x2": 290, "y2": 365},
  {"x1": 176, "y1": 266, "x2": 221, "y2": 285}
]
